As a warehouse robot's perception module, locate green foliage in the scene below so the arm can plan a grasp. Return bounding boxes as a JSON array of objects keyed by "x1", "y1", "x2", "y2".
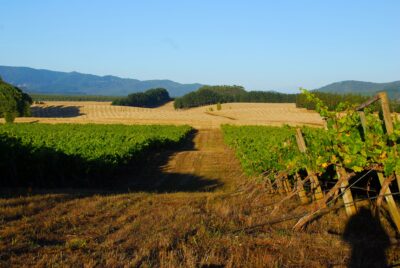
[
  {"x1": 0, "y1": 80, "x2": 32, "y2": 121},
  {"x1": 174, "y1": 85, "x2": 296, "y2": 109},
  {"x1": 216, "y1": 102, "x2": 222, "y2": 111},
  {"x1": 222, "y1": 89, "x2": 400, "y2": 182},
  {"x1": 296, "y1": 89, "x2": 400, "y2": 112},
  {"x1": 295, "y1": 91, "x2": 370, "y2": 111},
  {"x1": 0, "y1": 123, "x2": 192, "y2": 187},
  {"x1": 112, "y1": 88, "x2": 171, "y2": 108},
  {"x1": 222, "y1": 125, "x2": 299, "y2": 177},
  {"x1": 4, "y1": 112, "x2": 17, "y2": 123}
]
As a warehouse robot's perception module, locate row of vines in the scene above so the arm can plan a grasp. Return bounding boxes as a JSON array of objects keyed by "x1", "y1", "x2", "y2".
[
  {"x1": 222, "y1": 89, "x2": 400, "y2": 232},
  {"x1": 0, "y1": 123, "x2": 192, "y2": 188}
]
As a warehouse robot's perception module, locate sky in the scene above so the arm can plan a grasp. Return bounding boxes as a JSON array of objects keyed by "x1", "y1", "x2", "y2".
[{"x1": 0, "y1": 0, "x2": 399, "y2": 93}]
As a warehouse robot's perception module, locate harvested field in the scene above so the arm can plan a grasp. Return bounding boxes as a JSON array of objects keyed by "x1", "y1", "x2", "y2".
[
  {"x1": 12, "y1": 101, "x2": 324, "y2": 128},
  {"x1": 1, "y1": 129, "x2": 399, "y2": 267}
]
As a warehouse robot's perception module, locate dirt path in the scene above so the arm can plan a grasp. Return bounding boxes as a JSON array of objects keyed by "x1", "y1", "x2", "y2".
[{"x1": 158, "y1": 129, "x2": 245, "y2": 192}]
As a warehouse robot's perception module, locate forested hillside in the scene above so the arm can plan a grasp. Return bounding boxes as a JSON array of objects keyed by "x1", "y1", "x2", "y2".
[
  {"x1": 0, "y1": 66, "x2": 202, "y2": 97},
  {"x1": 316, "y1": 80, "x2": 400, "y2": 99}
]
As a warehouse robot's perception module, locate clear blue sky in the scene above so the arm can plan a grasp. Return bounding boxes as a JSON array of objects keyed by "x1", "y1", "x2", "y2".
[{"x1": 1, "y1": 0, "x2": 399, "y2": 93}]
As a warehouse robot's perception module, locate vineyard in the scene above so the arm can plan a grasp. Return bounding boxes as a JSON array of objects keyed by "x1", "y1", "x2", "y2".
[
  {"x1": 223, "y1": 90, "x2": 400, "y2": 232},
  {"x1": 0, "y1": 123, "x2": 192, "y2": 187}
]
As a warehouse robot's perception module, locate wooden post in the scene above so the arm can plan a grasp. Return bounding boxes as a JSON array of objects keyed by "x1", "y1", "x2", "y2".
[
  {"x1": 296, "y1": 173, "x2": 309, "y2": 204},
  {"x1": 358, "y1": 111, "x2": 368, "y2": 135},
  {"x1": 309, "y1": 174, "x2": 324, "y2": 202},
  {"x1": 295, "y1": 128, "x2": 307, "y2": 153},
  {"x1": 295, "y1": 128, "x2": 324, "y2": 202},
  {"x1": 377, "y1": 172, "x2": 400, "y2": 232},
  {"x1": 337, "y1": 168, "x2": 357, "y2": 216},
  {"x1": 378, "y1": 92, "x2": 394, "y2": 135},
  {"x1": 276, "y1": 177, "x2": 285, "y2": 194},
  {"x1": 378, "y1": 92, "x2": 400, "y2": 209},
  {"x1": 283, "y1": 178, "x2": 292, "y2": 193}
]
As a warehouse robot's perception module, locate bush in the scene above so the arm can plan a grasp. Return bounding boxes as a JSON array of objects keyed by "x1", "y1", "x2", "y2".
[
  {"x1": 4, "y1": 112, "x2": 16, "y2": 123},
  {"x1": 112, "y1": 88, "x2": 171, "y2": 108}
]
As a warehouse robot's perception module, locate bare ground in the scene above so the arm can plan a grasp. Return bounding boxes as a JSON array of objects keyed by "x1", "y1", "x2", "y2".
[{"x1": 1, "y1": 129, "x2": 399, "y2": 267}]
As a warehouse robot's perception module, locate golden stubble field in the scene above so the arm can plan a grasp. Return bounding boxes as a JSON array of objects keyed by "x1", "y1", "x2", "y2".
[{"x1": 12, "y1": 101, "x2": 324, "y2": 128}]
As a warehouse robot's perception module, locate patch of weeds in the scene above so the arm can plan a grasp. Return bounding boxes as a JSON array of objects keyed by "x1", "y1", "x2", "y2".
[
  {"x1": 66, "y1": 238, "x2": 87, "y2": 250},
  {"x1": 276, "y1": 229, "x2": 291, "y2": 237}
]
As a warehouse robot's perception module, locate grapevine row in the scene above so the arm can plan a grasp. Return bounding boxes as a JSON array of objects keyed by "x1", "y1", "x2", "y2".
[
  {"x1": 222, "y1": 90, "x2": 400, "y2": 231},
  {"x1": 0, "y1": 123, "x2": 192, "y2": 188}
]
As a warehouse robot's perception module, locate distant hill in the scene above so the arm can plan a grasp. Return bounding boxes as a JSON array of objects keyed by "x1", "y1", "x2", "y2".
[
  {"x1": 0, "y1": 66, "x2": 203, "y2": 97},
  {"x1": 316, "y1": 80, "x2": 400, "y2": 100}
]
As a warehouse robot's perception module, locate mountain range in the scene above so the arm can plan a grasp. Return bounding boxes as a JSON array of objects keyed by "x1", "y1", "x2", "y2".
[
  {"x1": 316, "y1": 80, "x2": 400, "y2": 100},
  {"x1": 0, "y1": 66, "x2": 398, "y2": 99},
  {"x1": 0, "y1": 66, "x2": 203, "y2": 97}
]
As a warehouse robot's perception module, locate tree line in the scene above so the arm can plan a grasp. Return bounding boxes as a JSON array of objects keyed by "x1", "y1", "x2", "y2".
[
  {"x1": 174, "y1": 85, "x2": 400, "y2": 112},
  {"x1": 112, "y1": 88, "x2": 171, "y2": 108},
  {"x1": 31, "y1": 94, "x2": 120, "y2": 102},
  {"x1": 0, "y1": 77, "x2": 32, "y2": 122},
  {"x1": 174, "y1": 85, "x2": 297, "y2": 109}
]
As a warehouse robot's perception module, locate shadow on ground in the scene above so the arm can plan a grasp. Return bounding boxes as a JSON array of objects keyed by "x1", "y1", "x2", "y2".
[
  {"x1": 118, "y1": 130, "x2": 222, "y2": 193},
  {"x1": 342, "y1": 208, "x2": 390, "y2": 268},
  {"x1": 0, "y1": 129, "x2": 223, "y2": 198},
  {"x1": 31, "y1": 105, "x2": 83, "y2": 117}
]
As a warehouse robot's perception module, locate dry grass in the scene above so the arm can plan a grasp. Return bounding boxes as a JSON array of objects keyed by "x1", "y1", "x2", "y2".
[
  {"x1": 0, "y1": 129, "x2": 399, "y2": 267},
  {"x1": 8, "y1": 101, "x2": 324, "y2": 129}
]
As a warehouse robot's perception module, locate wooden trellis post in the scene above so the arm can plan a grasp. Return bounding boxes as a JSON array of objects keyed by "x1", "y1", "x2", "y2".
[
  {"x1": 295, "y1": 173, "x2": 309, "y2": 204},
  {"x1": 336, "y1": 167, "x2": 357, "y2": 216},
  {"x1": 378, "y1": 92, "x2": 400, "y2": 232},
  {"x1": 357, "y1": 91, "x2": 400, "y2": 232},
  {"x1": 377, "y1": 172, "x2": 400, "y2": 232},
  {"x1": 283, "y1": 177, "x2": 292, "y2": 193},
  {"x1": 295, "y1": 128, "x2": 324, "y2": 202}
]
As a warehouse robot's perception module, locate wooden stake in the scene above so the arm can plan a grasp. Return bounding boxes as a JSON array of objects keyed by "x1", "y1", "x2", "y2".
[
  {"x1": 295, "y1": 128, "x2": 324, "y2": 202},
  {"x1": 293, "y1": 171, "x2": 355, "y2": 231},
  {"x1": 310, "y1": 173, "x2": 324, "y2": 202},
  {"x1": 377, "y1": 172, "x2": 400, "y2": 233},
  {"x1": 358, "y1": 111, "x2": 368, "y2": 135},
  {"x1": 295, "y1": 128, "x2": 307, "y2": 153},
  {"x1": 276, "y1": 178, "x2": 285, "y2": 194},
  {"x1": 296, "y1": 173, "x2": 309, "y2": 205},
  {"x1": 283, "y1": 178, "x2": 292, "y2": 193},
  {"x1": 378, "y1": 92, "x2": 394, "y2": 135},
  {"x1": 336, "y1": 168, "x2": 357, "y2": 216}
]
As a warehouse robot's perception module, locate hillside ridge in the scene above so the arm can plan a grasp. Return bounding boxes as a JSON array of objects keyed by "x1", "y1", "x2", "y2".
[{"x1": 0, "y1": 65, "x2": 203, "y2": 97}]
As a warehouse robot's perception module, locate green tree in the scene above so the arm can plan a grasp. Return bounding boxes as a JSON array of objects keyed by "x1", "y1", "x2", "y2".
[
  {"x1": 112, "y1": 88, "x2": 171, "y2": 108},
  {"x1": 0, "y1": 80, "x2": 32, "y2": 122}
]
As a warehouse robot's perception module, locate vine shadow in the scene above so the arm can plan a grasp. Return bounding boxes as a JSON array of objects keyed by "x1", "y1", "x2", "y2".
[{"x1": 0, "y1": 129, "x2": 223, "y2": 196}]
